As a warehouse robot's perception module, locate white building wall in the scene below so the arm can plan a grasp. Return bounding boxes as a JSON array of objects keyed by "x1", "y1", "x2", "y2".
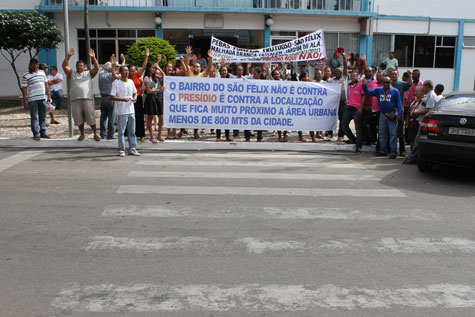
[
  {"x1": 460, "y1": 49, "x2": 475, "y2": 92},
  {"x1": 373, "y1": 0, "x2": 475, "y2": 20},
  {"x1": 2, "y1": 0, "x2": 39, "y2": 9},
  {"x1": 373, "y1": 19, "x2": 459, "y2": 36},
  {"x1": 398, "y1": 68, "x2": 455, "y2": 93}
]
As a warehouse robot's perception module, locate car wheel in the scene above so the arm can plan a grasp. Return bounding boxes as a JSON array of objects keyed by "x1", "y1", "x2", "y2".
[{"x1": 417, "y1": 157, "x2": 433, "y2": 172}]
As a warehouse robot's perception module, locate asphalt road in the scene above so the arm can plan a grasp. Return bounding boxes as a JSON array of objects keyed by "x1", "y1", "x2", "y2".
[{"x1": 1, "y1": 148, "x2": 475, "y2": 317}]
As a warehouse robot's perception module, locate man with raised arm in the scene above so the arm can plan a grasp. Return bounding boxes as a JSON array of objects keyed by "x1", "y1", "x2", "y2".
[{"x1": 62, "y1": 48, "x2": 100, "y2": 141}]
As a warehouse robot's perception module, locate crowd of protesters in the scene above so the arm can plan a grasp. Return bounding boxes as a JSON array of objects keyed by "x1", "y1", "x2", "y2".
[{"x1": 21, "y1": 46, "x2": 444, "y2": 160}]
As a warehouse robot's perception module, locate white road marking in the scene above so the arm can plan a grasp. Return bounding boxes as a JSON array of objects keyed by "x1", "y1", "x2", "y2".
[
  {"x1": 237, "y1": 237, "x2": 305, "y2": 254},
  {"x1": 0, "y1": 151, "x2": 42, "y2": 173},
  {"x1": 51, "y1": 283, "x2": 475, "y2": 312},
  {"x1": 84, "y1": 235, "x2": 475, "y2": 255},
  {"x1": 84, "y1": 236, "x2": 209, "y2": 251},
  {"x1": 117, "y1": 185, "x2": 406, "y2": 197},
  {"x1": 102, "y1": 205, "x2": 439, "y2": 221},
  {"x1": 376, "y1": 238, "x2": 475, "y2": 254},
  {"x1": 137, "y1": 160, "x2": 359, "y2": 168},
  {"x1": 128, "y1": 171, "x2": 380, "y2": 181},
  {"x1": 142, "y1": 152, "x2": 336, "y2": 159}
]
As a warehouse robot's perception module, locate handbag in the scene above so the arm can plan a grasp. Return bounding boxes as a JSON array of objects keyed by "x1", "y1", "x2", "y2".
[{"x1": 383, "y1": 110, "x2": 397, "y2": 121}]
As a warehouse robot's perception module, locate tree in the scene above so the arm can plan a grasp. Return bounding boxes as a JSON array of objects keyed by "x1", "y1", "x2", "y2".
[
  {"x1": 0, "y1": 11, "x2": 63, "y2": 94},
  {"x1": 125, "y1": 37, "x2": 177, "y2": 69}
]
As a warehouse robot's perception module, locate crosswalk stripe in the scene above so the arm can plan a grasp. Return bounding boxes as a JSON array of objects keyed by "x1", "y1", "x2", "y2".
[
  {"x1": 136, "y1": 160, "x2": 359, "y2": 168},
  {"x1": 142, "y1": 152, "x2": 336, "y2": 159},
  {"x1": 0, "y1": 151, "x2": 42, "y2": 173},
  {"x1": 84, "y1": 236, "x2": 209, "y2": 251},
  {"x1": 128, "y1": 171, "x2": 380, "y2": 181},
  {"x1": 85, "y1": 236, "x2": 475, "y2": 254},
  {"x1": 117, "y1": 185, "x2": 406, "y2": 197},
  {"x1": 102, "y1": 205, "x2": 438, "y2": 220},
  {"x1": 51, "y1": 283, "x2": 475, "y2": 311}
]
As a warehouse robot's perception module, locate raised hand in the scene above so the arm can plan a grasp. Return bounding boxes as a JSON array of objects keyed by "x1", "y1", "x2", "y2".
[
  {"x1": 185, "y1": 46, "x2": 193, "y2": 55},
  {"x1": 120, "y1": 53, "x2": 125, "y2": 63},
  {"x1": 110, "y1": 54, "x2": 117, "y2": 64},
  {"x1": 145, "y1": 48, "x2": 150, "y2": 57},
  {"x1": 88, "y1": 49, "x2": 96, "y2": 58},
  {"x1": 67, "y1": 48, "x2": 75, "y2": 56}
]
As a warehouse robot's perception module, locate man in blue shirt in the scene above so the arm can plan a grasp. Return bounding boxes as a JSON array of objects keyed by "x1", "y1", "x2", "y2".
[{"x1": 362, "y1": 76, "x2": 403, "y2": 159}]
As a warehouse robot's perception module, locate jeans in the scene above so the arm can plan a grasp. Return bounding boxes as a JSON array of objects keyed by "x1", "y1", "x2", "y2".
[
  {"x1": 378, "y1": 113, "x2": 398, "y2": 155},
  {"x1": 29, "y1": 99, "x2": 47, "y2": 137},
  {"x1": 50, "y1": 89, "x2": 64, "y2": 110},
  {"x1": 407, "y1": 128, "x2": 420, "y2": 162},
  {"x1": 117, "y1": 113, "x2": 137, "y2": 153},
  {"x1": 342, "y1": 106, "x2": 363, "y2": 149},
  {"x1": 100, "y1": 96, "x2": 116, "y2": 139}
]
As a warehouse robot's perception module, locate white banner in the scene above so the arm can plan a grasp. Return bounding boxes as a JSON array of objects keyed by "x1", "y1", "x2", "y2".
[
  {"x1": 163, "y1": 76, "x2": 341, "y2": 131},
  {"x1": 211, "y1": 29, "x2": 326, "y2": 63}
]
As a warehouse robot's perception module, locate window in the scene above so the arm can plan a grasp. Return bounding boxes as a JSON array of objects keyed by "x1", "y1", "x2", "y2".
[
  {"x1": 324, "y1": 32, "x2": 358, "y2": 59},
  {"x1": 393, "y1": 35, "x2": 455, "y2": 68},
  {"x1": 77, "y1": 28, "x2": 155, "y2": 64},
  {"x1": 372, "y1": 34, "x2": 392, "y2": 67},
  {"x1": 463, "y1": 37, "x2": 475, "y2": 48}
]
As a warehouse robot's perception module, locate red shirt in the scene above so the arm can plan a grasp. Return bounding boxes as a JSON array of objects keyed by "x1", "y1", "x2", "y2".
[
  {"x1": 404, "y1": 80, "x2": 423, "y2": 108},
  {"x1": 131, "y1": 72, "x2": 142, "y2": 96}
]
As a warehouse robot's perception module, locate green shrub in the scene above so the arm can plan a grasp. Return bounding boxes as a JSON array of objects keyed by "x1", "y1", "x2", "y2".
[{"x1": 125, "y1": 37, "x2": 177, "y2": 68}]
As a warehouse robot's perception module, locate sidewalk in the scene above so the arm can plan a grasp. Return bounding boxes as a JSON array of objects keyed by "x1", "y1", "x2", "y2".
[{"x1": 0, "y1": 107, "x2": 370, "y2": 152}]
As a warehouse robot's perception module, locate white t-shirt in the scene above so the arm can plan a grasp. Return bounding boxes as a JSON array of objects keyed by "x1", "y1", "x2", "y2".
[
  {"x1": 418, "y1": 90, "x2": 438, "y2": 123},
  {"x1": 47, "y1": 73, "x2": 63, "y2": 91},
  {"x1": 110, "y1": 79, "x2": 137, "y2": 115}
]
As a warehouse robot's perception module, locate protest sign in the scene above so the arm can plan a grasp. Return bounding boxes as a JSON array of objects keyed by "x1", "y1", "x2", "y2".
[
  {"x1": 163, "y1": 76, "x2": 341, "y2": 131},
  {"x1": 211, "y1": 29, "x2": 326, "y2": 63}
]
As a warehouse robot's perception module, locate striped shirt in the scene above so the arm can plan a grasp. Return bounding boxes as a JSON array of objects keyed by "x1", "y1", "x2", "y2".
[{"x1": 21, "y1": 71, "x2": 48, "y2": 102}]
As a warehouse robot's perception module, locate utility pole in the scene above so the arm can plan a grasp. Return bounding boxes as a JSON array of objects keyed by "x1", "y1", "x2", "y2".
[
  {"x1": 84, "y1": 0, "x2": 91, "y2": 69},
  {"x1": 63, "y1": 0, "x2": 73, "y2": 137}
]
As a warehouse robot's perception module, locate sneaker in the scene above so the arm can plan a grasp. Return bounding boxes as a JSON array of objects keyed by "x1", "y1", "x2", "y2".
[
  {"x1": 129, "y1": 149, "x2": 141, "y2": 156},
  {"x1": 345, "y1": 139, "x2": 356, "y2": 144},
  {"x1": 118, "y1": 151, "x2": 125, "y2": 157},
  {"x1": 33, "y1": 135, "x2": 41, "y2": 141},
  {"x1": 355, "y1": 147, "x2": 362, "y2": 154},
  {"x1": 327, "y1": 135, "x2": 332, "y2": 141},
  {"x1": 388, "y1": 154, "x2": 397, "y2": 159},
  {"x1": 375, "y1": 152, "x2": 387, "y2": 157},
  {"x1": 40, "y1": 134, "x2": 51, "y2": 139},
  {"x1": 399, "y1": 152, "x2": 406, "y2": 157},
  {"x1": 337, "y1": 137, "x2": 344, "y2": 142}
]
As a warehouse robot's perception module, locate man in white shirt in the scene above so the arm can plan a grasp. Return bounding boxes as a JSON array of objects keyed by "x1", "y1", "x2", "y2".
[
  {"x1": 110, "y1": 65, "x2": 140, "y2": 157},
  {"x1": 403, "y1": 80, "x2": 438, "y2": 164},
  {"x1": 47, "y1": 66, "x2": 64, "y2": 111}
]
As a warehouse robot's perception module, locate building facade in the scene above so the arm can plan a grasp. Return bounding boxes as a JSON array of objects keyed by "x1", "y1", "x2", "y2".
[{"x1": 1, "y1": 0, "x2": 474, "y2": 96}]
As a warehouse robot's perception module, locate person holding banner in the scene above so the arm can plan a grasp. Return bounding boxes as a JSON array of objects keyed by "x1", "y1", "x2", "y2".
[
  {"x1": 185, "y1": 49, "x2": 214, "y2": 139},
  {"x1": 327, "y1": 51, "x2": 349, "y2": 142},
  {"x1": 215, "y1": 66, "x2": 234, "y2": 142},
  {"x1": 244, "y1": 67, "x2": 265, "y2": 142},
  {"x1": 271, "y1": 68, "x2": 288, "y2": 142},
  {"x1": 297, "y1": 71, "x2": 317, "y2": 142}
]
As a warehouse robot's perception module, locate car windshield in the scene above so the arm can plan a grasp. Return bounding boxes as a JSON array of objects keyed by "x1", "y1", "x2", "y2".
[{"x1": 432, "y1": 94, "x2": 475, "y2": 113}]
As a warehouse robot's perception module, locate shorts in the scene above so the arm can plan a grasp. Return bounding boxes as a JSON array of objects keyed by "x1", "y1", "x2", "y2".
[{"x1": 71, "y1": 99, "x2": 96, "y2": 126}]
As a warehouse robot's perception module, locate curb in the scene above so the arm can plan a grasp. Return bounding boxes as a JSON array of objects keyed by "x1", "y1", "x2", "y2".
[{"x1": 0, "y1": 138, "x2": 373, "y2": 153}]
